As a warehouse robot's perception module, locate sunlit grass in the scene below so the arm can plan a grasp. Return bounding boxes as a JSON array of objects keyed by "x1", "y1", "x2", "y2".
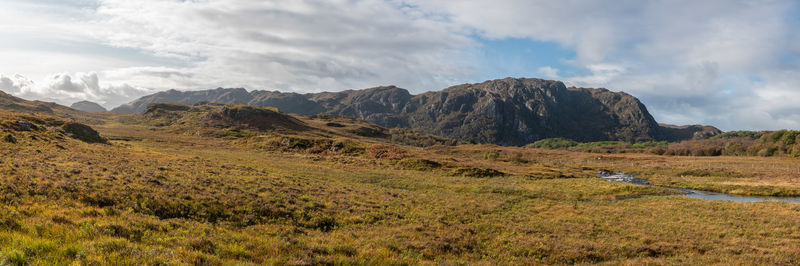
[{"x1": 2, "y1": 110, "x2": 800, "y2": 264}]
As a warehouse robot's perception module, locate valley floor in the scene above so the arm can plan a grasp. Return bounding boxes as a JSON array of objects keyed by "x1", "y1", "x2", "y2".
[{"x1": 2, "y1": 118, "x2": 800, "y2": 264}]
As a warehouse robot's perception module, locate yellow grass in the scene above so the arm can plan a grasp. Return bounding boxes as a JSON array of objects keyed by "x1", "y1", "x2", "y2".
[{"x1": 1, "y1": 110, "x2": 800, "y2": 264}]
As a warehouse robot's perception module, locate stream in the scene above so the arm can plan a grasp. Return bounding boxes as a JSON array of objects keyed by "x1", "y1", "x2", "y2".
[{"x1": 598, "y1": 172, "x2": 800, "y2": 203}]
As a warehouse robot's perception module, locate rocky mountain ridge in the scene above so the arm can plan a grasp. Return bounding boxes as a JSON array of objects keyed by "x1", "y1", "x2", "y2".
[{"x1": 111, "y1": 78, "x2": 720, "y2": 145}]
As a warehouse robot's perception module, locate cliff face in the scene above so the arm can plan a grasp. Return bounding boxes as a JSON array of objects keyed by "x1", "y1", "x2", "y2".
[
  {"x1": 348, "y1": 79, "x2": 663, "y2": 145},
  {"x1": 111, "y1": 78, "x2": 717, "y2": 145}
]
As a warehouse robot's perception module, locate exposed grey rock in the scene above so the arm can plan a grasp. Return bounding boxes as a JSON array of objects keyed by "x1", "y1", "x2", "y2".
[
  {"x1": 16, "y1": 120, "x2": 34, "y2": 131},
  {"x1": 112, "y1": 77, "x2": 720, "y2": 145},
  {"x1": 62, "y1": 122, "x2": 105, "y2": 143},
  {"x1": 3, "y1": 134, "x2": 17, "y2": 144}
]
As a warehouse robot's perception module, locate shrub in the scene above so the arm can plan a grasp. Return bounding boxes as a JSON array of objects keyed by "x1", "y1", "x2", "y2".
[
  {"x1": 389, "y1": 128, "x2": 459, "y2": 147},
  {"x1": 188, "y1": 238, "x2": 218, "y2": 254},
  {"x1": 1, "y1": 250, "x2": 29, "y2": 266},
  {"x1": 307, "y1": 215, "x2": 337, "y2": 232},
  {"x1": 484, "y1": 150, "x2": 502, "y2": 161},
  {"x1": 576, "y1": 141, "x2": 630, "y2": 148},
  {"x1": 368, "y1": 145, "x2": 406, "y2": 160},
  {"x1": 792, "y1": 146, "x2": 800, "y2": 158},
  {"x1": 395, "y1": 158, "x2": 442, "y2": 171},
  {"x1": 451, "y1": 167, "x2": 505, "y2": 178},
  {"x1": 770, "y1": 130, "x2": 787, "y2": 143},
  {"x1": 527, "y1": 138, "x2": 578, "y2": 149},
  {"x1": 349, "y1": 126, "x2": 388, "y2": 138},
  {"x1": 711, "y1": 131, "x2": 763, "y2": 140},
  {"x1": 508, "y1": 152, "x2": 529, "y2": 164},
  {"x1": 662, "y1": 139, "x2": 725, "y2": 156},
  {"x1": 333, "y1": 140, "x2": 366, "y2": 156},
  {"x1": 757, "y1": 147, "x2": 778, "y2": 157},
  {"x1": 632, "y1": 141, "x2": 670, "y2": 148},
  {"x1": 782, "y1": 131, "x2": 800, "y2": 146},
  {"x1": 0, "y1": 207, "x2": 21, "y2": 231}
]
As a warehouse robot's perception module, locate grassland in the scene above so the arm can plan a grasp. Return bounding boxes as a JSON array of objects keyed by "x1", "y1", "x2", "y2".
[{"x1": 3, "y1": 107, "x2": 800, "y2": 264}]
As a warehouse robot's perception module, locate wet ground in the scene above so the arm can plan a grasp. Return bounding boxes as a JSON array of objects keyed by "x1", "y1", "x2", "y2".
[{"x1": 598, "y1": 172, "x2": 800, "y2": 203}]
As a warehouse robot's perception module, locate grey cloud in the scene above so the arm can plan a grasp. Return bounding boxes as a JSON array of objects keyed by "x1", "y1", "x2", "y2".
[
  {"x1": 4, "y1": 0, "x2": 799, "y2": 131},
  {"x1": 431, "y1": 0, "x2": 799, "y2": 130},
  {"x1": 50, "y1": 74, "x2": 89, "y2": 92},
  {"x1": 88, "y1": 0, "x2": 473, "y2": 93},
  {"x1": 0, "y1": 76, "x2": 18, "y2": 93}
]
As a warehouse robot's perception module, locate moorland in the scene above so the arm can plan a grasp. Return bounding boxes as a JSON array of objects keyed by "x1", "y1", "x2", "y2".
[{"x1": 2, "y1": 89, "x2": 800, "y2": 265}]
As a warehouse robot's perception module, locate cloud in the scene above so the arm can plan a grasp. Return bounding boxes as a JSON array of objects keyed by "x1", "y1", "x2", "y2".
[
  {"x1": 80, "y1": 0, "x2": 476, "y2": 93},
  {"x1": 1, "y1": 0, "x2": 799, "y2": 130},
  {"x1": 537, "y1": 66, "x2": 559, "y2": 79},
  {"x1": 413, "y1": 0, "x2": 798, "y2": 130},
  {"x1": 0, "y1": 72, "x2": 152, "y2": 109}
]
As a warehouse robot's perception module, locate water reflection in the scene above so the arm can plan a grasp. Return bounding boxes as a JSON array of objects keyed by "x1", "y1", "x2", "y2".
[{"x1": 598, "y1": 172, "x2": 800, "y2": 203}]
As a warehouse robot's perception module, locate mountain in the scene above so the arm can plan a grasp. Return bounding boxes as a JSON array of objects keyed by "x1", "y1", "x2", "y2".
[
  {"x1": 112, "y1": 88, "x2": 253, "y2": 113},
  {"x1": 112, "y1": 78, "x2": 720, "y2": 145},
  {"x1": 70, "y1": 101, "x2": 107, "y2": 112}
]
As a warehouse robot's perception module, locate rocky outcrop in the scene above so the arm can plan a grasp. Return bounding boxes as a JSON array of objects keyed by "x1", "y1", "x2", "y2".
[
  {"x1": 70, "y1": 101, "x2": 107, "y2": 112},
  {"x1": 658, "y1": 124, "x2": 723, "y2": 142},
  {"x1": 112, "y1": 78, "x2": 720, "y2": 145},
  {"x1": 62, "y1": 122, "x2": 106, "y2": 143}
]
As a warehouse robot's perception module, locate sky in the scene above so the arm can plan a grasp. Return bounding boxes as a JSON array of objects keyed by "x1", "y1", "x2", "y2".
[{"x1": 0, "y1": 0, "x2": 799, "y2": 131}]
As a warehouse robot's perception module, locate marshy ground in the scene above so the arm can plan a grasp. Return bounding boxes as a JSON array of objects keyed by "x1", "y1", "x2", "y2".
[{"x1": 2, "y1": 110, "x2": 800, "y2": 265}]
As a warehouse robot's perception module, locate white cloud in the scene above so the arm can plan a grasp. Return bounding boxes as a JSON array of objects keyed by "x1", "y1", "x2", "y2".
[
  {"x1": 537, "y1": 66, "x2": 559, "y2": 79},
  {"x1": 565, "y1": 64, "x2": 628, "y2": 87},
  {"x1": 415, "y1": 0, "x2": 797, "y2": 130},
  {"x1": 0, "y1": 0, "x2": 799, "y2": 130},
  {"x1": 0, "y1": 74, "x2": 29, "y2": 94},
  {"x1": 80, "y1": 0, "x2": 476, "y2": 93},
  {"x1": 0, "y1": 72, "x2": 152, "y2": 109}
]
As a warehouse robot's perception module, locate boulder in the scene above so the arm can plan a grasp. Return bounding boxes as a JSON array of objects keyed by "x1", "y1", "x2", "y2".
[{"x1": 62, "y1": 122, "x2": 105, "y2": 143}]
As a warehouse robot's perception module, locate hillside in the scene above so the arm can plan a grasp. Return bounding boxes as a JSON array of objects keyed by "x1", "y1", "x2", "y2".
[
  {"x1": 0, "y1": 90, "x2": 77, "y2": 115},
  {"x1": 112, "y1": 78, "x2": 719, "y2": 145},
  {"x1": 3, "y1": 98, "x2": 800, "y2": 264},
  {"x1": 0, "y1": 90, "x2": 108, "y2": 125},
  {"x1": 121, "y1": 102, "x2": 460, "y2": 148},
  {"x1": 70, "y1": 101, "x2": 107, "y2": 112},
  {"x1": 658, "y1": 123, "x2": 722, "y2": 142},
  {"x1": 5, "y1": 83, "x2": 800, "y2": 264}
]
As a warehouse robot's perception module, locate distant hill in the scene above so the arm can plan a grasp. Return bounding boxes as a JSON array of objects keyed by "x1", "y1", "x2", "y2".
[
  {"x1": 0, "y1": 90, "x2": 107, "y2": 125},
  {"x1": 139, "y1": 102, "x2": 459, "y2": 147},
  {"x1": 0, "y1": 90, "x2": 74, "y2": 114},
  {"x1": 112, "y1": 88, "x2": 252, "y2": 113},
  {"x1": 112, "y1": 78, "x2": 721, "y2": 145},
  {"x1": 658, "y1": 124, "x2": 722, "y2": 142},
  {"x1": 70, "y1": 101, "x2": 107, "y2": 112}
]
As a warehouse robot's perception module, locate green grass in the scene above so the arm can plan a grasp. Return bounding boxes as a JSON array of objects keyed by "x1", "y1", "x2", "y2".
[
  {"x1": 526, "y1": 137, "x2": 578, "y2": 149},
  {"x1": 710, "y1": 130, "x2": 763, "y2": 140},
  {"x1": 4, "y1": 110, "x2": 800, "y2": 264}
]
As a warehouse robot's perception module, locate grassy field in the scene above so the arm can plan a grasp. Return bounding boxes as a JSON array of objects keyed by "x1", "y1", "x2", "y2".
[{"x1": 2, "y1": 109, "x2": 800, "y2": 264}]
